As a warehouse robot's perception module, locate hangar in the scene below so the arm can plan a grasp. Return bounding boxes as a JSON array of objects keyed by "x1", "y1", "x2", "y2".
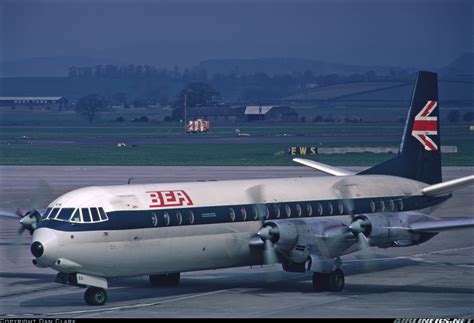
[
  {"x1": 185, "y1": 105, "x2": 299, "y2": 123},
  {"x1": 0, "y1": 96, "x2": 69, "y2": 111},
  {"x1": 244, "y1": 105, "x2": 298, "y2": 122}
]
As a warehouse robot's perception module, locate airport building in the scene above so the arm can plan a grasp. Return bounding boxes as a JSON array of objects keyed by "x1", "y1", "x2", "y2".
[
  {"x1": 185, "y1": 106, "x2": 246, "y2": 123},
  {"x1": 185, "y1": 105, "x2": 299, "y2": 123},
  {"x1": 244, "y1": 105, "x2": 298, "y2": 122},
  {"x1": 0, "y1": 96, "x2": 69, "y2": 111}
]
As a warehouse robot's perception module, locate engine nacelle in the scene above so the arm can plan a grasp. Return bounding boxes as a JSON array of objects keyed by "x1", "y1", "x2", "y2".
[
  {"x1": 352, "y1": 212, "x2": 438, "y2": 248},
  {"x1": 265, "y1": 218, "x2": 355, "y2": 267}
]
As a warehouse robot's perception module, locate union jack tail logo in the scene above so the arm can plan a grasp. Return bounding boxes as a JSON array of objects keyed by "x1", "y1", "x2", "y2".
[{"x1": 411, "y1": 100, "x2": 438, "y2": 151}]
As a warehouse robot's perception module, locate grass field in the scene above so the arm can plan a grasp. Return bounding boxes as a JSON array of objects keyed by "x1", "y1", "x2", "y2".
[
  {"x1": 1, "y1": 109, "x2": 472, "y2": 166},
  {"x1": 0, "y1": 140, "x2": 472, "y2": 166}
]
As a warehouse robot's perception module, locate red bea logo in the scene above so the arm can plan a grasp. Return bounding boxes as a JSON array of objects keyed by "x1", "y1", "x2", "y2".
[{"x1": 148, "y1": 190, "x2": 193, "y2": 208}]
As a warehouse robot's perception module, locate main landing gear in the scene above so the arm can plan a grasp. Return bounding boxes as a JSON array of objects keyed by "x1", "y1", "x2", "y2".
[
  {"x1": 312, "y1": 268, "x2": 345, "y2": 292},
  {"x1": 149, "y1": 272, "x2": 180, "y2": 287},
  {"x1": 55, "y1": 272, "x2": 109, "y2": 306},
  {"x1": 84, "y1": 286, "x2": 107, "y2": 306}
]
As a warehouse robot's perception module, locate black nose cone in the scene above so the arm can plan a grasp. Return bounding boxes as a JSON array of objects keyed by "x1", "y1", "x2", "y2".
[{"x1": 31, "y1": 241, "x2": 44, "y2": 257}]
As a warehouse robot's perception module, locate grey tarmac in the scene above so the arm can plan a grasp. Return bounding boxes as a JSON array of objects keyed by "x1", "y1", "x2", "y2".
[{"x1": 0, "y1": 166, "x2": 473, "y2": 318}]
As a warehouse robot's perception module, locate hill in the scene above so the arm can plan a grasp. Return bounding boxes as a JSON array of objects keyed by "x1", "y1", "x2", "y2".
[{"x1": 198, "y1": 58, "x2": 398, "y2": 76}]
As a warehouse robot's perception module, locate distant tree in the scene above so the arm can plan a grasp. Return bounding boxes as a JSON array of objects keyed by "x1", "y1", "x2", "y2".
[
  {"x1": 313, "y1": 115, "x2": 323, "y2": 122},
  {"x1": 172, "y1": 82, "x2": 220, "y2": 120},
  {"x1": 75, "y1": 94, "x2": 105, "y2": 123},
  {"x1": 300, "y1": 116, "x2": 306, "y2": 123},
  {"x1": 302, "y1": 70, "x2": 315, "y2": 83},
  {"x1": 132, "y1": 116, "x2": 149, "y2": 122},
  {"x1": 113, "y1": 92, "x2": 127, "y2": 106},
  {"x1": 173, "y1": 65, "x2": 180, "y2": 79},
  {"x1": 116, "y1": 116, "x2": 125, "y2": 123},
  {"x1": 68, "y1": 66, "x2": 78, "y2": 78},
  {"x1": 462, "y1": 111, "x2": 473, "y2": 122},
  {"x1": 447, "y1": 110, "x2": 460, "y2": 123}
]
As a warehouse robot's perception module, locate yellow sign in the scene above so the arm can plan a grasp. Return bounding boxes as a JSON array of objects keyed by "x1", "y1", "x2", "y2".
[{"x1": 288, "y1": 147, "x2": 318, "y2": 155}]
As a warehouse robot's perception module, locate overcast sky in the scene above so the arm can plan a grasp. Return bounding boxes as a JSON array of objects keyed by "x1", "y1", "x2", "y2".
[{"x1": 1, "y1": 0, "x2": 472, "y2": 69}]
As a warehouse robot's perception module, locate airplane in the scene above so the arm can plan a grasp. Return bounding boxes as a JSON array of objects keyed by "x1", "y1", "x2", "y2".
[{"x1": 2, "y1": 71, "x2": 473, "y2": 306}]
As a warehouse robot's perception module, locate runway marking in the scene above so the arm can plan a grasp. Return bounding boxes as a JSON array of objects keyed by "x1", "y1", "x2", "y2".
[{"x1": 3, "y1": 289, "x2": 231, "y2": 317}]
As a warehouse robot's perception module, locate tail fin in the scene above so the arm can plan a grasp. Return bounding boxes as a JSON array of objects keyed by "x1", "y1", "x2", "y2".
[{"x1": 359, "y1": 71, "x2": 442, "y2": 184}]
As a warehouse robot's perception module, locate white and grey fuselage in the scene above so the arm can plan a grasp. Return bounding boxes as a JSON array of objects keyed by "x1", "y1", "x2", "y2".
[{"x1": 33, "y1": 174, "x2": 449, "y2": 278}]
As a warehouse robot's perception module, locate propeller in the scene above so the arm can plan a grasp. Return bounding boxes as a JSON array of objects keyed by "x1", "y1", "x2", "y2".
[
  {"x1": 0, "y1": 179, "x2": 53, "y2": 235},
  {"x1": 246, "y1": 184, "x2": 280, "y2": 265}
]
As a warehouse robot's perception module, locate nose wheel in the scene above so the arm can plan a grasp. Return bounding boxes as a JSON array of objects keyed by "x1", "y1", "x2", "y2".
[{"x1": 84, "y1": 286, "x2": 107, "y2": 306}]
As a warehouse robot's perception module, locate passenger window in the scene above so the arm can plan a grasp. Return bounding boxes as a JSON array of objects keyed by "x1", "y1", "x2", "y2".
[
  {"x1": 151, "y1": 212, "x2": 158, "y2": 227},
  {"x1": 240, "y1": 207, "x2": 247, "y2": 221},
  {"x1": 252, "y1": 206, "x2": 259, "y2": 220},
  {"x1": 296, "y1": 204, "x2": 302, "y2": 217},
  {"x1": 369, "y1": 200, "x2": 376, "y2": 212},
  {"x1": 176, "y1": 211, "x2": 183, "y2": 225},
  {"x1": 306, "y1": 203, "x2": 313, "y2": 216},
  {"x1": 82, "y1": 208, "x2": 92, "y2": 222},
  {"x1": 229, "y1": 208, "x2": 236, "y2": 222},
  {"x1": 397, "y1": 199, "x2": 404, "y2": 211},
  {"x1": 90, "y1": 208, "x2": 100, "y2": 222},
  {"x1": 337, "y1": 201, "x2": 344, "y2": 215},
  {"x1": 264, "y1": 206, "x2": 270, "y2": 219},
  {"x1": 163, "y1": 212, "x2": 170, "y2": 226},
  {"x1": 48, "y1": 208, "x2": 60, "y2": 219},
  {"x1": 273, "y1": 204, "x2": 280, "y2": 218},
  {"x1": 389, "y1": 199, "x2": 395, "y2": 211},
  {"x1": 188, "y1": 210, "x2": 195, "y2": 224},
  {"x1": 379, "y1": 200, "x2": 385, "y2": 212},
  {"x1": 98, "y1": 208, "x2": 108, "y2": 220},
  {"x1": 327, "y1": 202, "x2": 333, "y2": 215},
  {"x1": 56, "y1": 208, "x2": 75, "y2": 221},
  {"x1": 285, "y1": 204, "x2": 291, "y2": 217},
  {"x1": 317, "y1": 203, "x2": 323, "y2": 216},
  {"x1": 70, "y1": 209, "x2": 81, "y2": 222}
]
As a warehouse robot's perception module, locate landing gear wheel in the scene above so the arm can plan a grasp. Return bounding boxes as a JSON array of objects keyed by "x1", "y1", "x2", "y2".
[
  {"x1": 312, "y1": 269, "x2": 344, "y2": 292},
  {"x1": 312, "y1": 273, "x2": 329, "y2": 292},
  {"x1": 84, "y1": 287, "x2": 107, "y2": 306},
  {"x1": 327, "y1": 268, "x2": 345, "y2": 292},
  {"x1": 149, "y1": 273, "x2": 180, "y2": 287}
]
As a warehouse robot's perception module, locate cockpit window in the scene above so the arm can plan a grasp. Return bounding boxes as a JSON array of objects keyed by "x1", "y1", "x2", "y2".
[
  {"x1": 98, "y1": 208, "x2": 108, "y2": 220},
  {"x1": 90, "y1": 208, "x2": 100, "y2": 221},
  {"x1": 70, "y1": 209, "x2": 81, "y2": 222},
  {"x1": 81, "y1": 208, "x2": 92, "y2": 222},
  {"x1": 56, "y1": 208, "x2": 75, "y2": 221},
  {"x1": 41, "y1": 208, "x2": 52, "y2": 220},
  {"x1": 47, "y1": 208, "x2": 60, "y2": 219}
]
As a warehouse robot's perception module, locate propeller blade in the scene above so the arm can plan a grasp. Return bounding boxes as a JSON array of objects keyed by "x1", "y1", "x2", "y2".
[
  {"x1": 263, "y1": 239, "x2": 278, "y2": 264},
  {"x1": 17, "y1": 226, "x2": 26, "y2": 235},
  {"x1": 0, "y1": 210, "x2": 22, "y2": 218}
]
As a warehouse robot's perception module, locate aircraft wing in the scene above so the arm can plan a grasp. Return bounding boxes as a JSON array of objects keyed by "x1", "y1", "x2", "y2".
[
  {"x1": 292, "y1": 158, "x2": 354, "y2": 176},
  {"x1": 421, "y1": 175, "x2": 474, "y2": 196},
  {"x1": 410, "y1": 217, "x2": 474, "y2": 232}
]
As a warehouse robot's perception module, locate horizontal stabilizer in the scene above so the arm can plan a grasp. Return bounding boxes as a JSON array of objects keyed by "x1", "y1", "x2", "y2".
[
  {"x1": 421, "y1": 175, "x2": 474, "y2": 196},
  {"x1": 410, "y1": 217, "x2": 474, "y2": 232},
  {"x1": 292, "y1": 158, "x2": 354, "y2": 176}
]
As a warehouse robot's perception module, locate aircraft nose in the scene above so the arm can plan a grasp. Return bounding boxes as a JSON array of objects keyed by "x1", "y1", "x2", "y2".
[{"x1": 31, "y1": 228, "x2": 59, "y2": 266}]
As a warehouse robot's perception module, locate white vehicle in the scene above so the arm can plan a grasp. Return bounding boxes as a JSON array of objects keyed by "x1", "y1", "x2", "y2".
[{"x1": 4, "y1": 71, "x2": 473, "y2": 306}]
